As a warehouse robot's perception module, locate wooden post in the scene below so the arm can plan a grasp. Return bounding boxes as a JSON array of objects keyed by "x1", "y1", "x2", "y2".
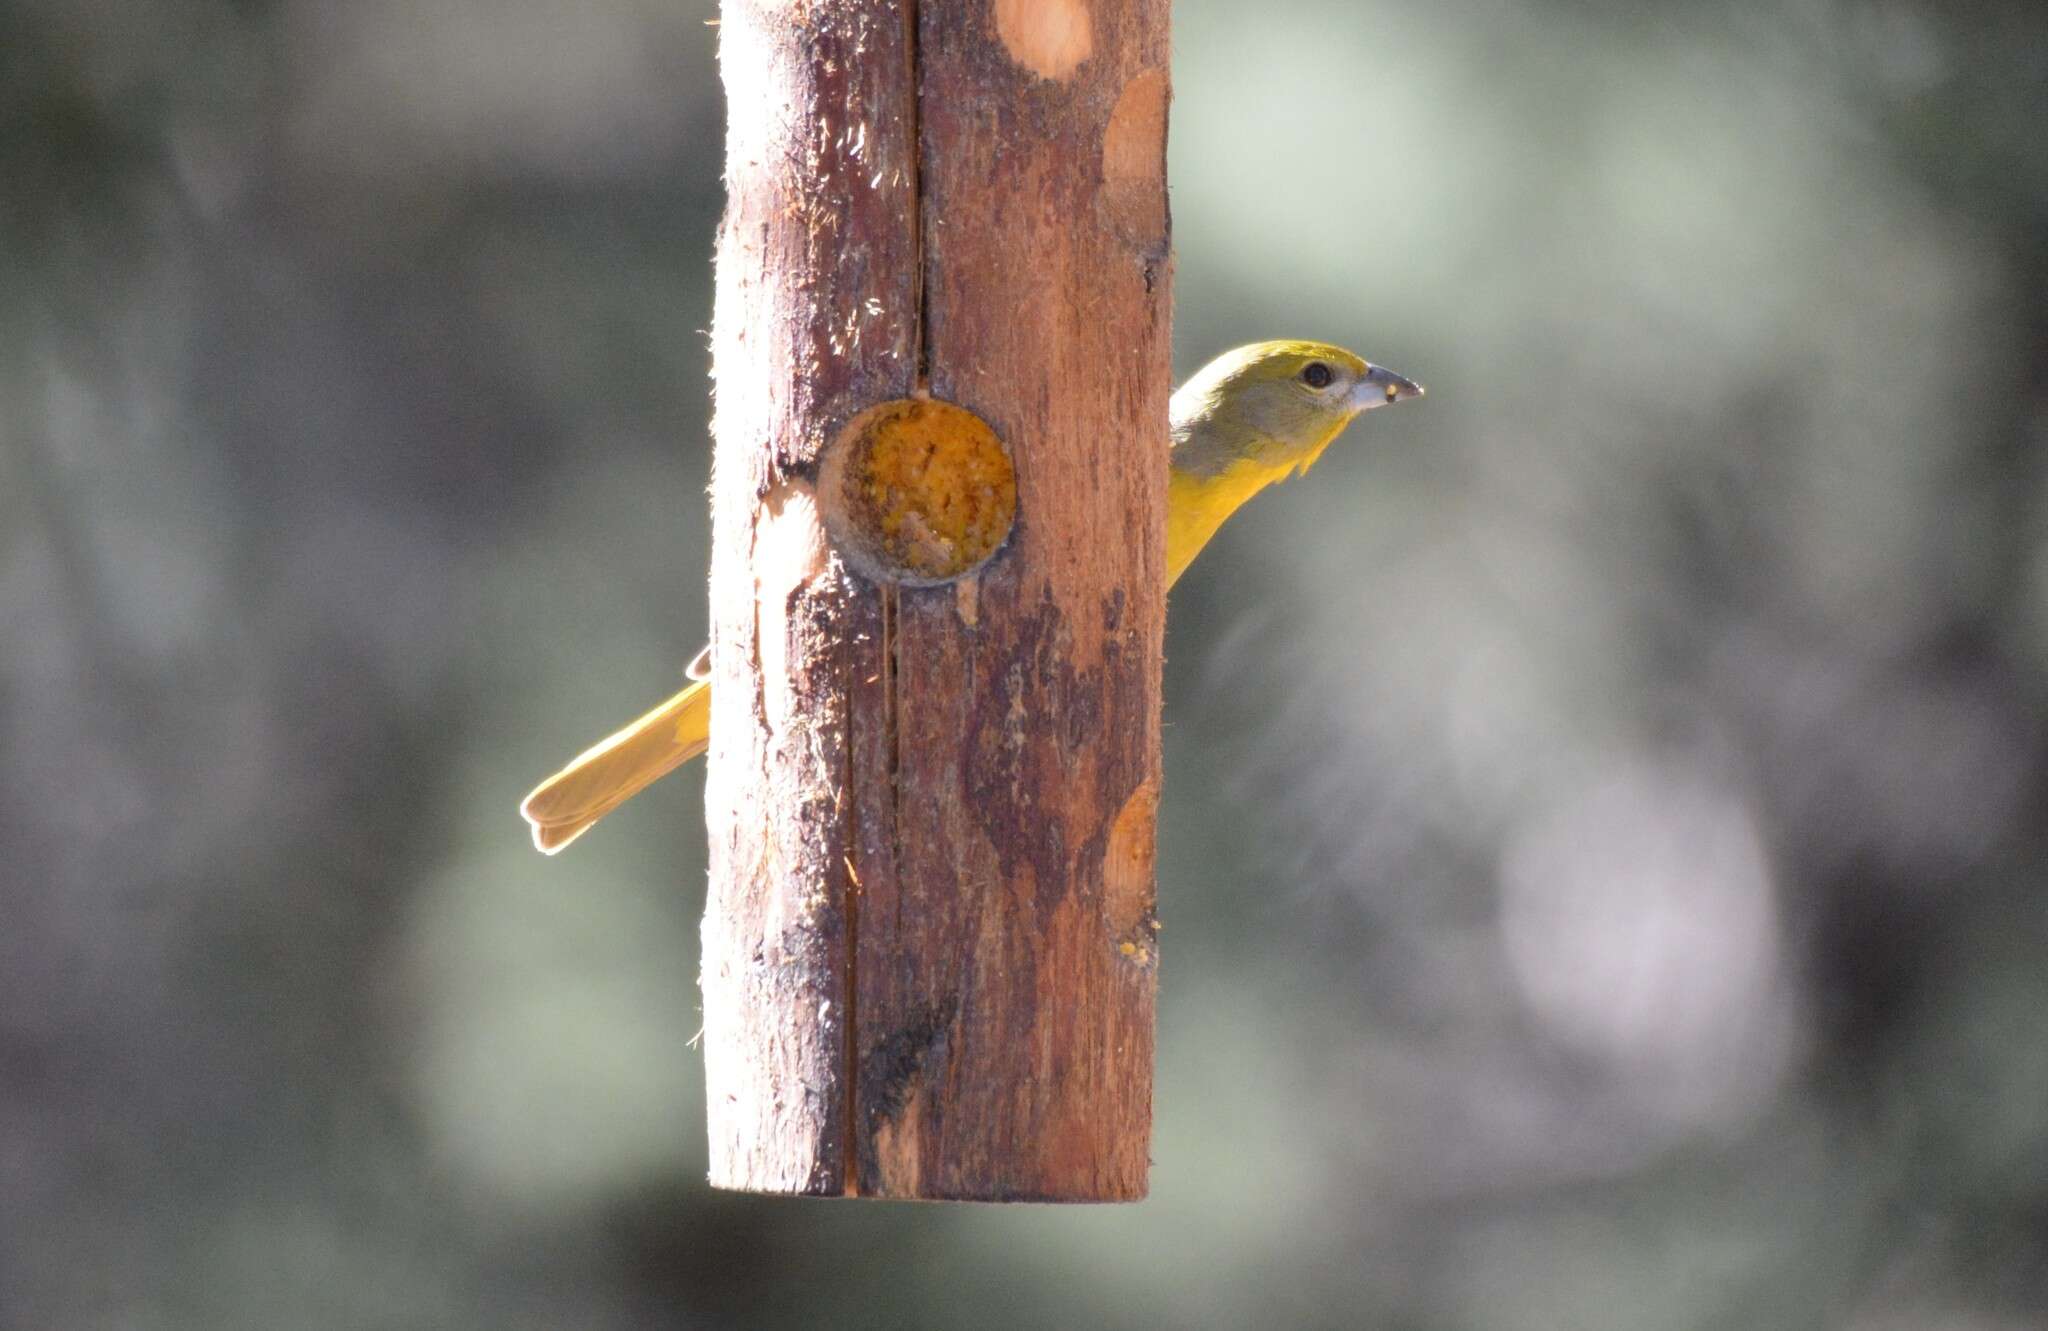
[{"x1": 701, "y1": 0, "x2": 1171, "y2": 1200}]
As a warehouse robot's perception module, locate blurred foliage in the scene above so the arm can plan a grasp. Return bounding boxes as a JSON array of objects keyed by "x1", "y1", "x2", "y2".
[{"x1": 5, "y1": 0, "x2": 2048, "y2": 1326}]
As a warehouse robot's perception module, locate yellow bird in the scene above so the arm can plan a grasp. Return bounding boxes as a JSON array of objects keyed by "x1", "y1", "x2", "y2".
[{"x1": 521, "y1": 341, "x2": 1424, "y2": 853}]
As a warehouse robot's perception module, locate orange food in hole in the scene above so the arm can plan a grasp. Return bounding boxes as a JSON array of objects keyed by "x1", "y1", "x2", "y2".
[{"x1": 829, "y1": 398, "x2": 1017, "y2": 583}]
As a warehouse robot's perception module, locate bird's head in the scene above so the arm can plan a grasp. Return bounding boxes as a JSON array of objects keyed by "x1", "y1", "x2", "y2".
[{"x1": 1170, "y1": 340, "x2": 1424, "y2": 479}]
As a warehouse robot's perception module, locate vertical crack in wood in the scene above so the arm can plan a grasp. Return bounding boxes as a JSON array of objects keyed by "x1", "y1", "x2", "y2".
[
  {"x1": 840, "y1": 641, "x2": 861, "y2": 1196},
  {"x1": 881, "y1": 580, "x2": 904, "y2": 884},
  {"x1": 840, "y1": 0, "x2": 926, "y2": 1194},
  {"x1": 896, "y1": 0, "x2": 923, "y2": 1027},
  {"x1": 904, "y1": 0, "x2": 930, "y2": 392}
]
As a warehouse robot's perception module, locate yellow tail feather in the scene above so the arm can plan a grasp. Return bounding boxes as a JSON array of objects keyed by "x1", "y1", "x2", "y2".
[{"x1": 519, "y1": 679, "x2": 712, "y2": 855}]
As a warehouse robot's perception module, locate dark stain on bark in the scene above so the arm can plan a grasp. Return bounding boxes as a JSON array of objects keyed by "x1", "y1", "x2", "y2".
[{"x1": 854, "y1": 991, "x2": 961, "y2": 1183}]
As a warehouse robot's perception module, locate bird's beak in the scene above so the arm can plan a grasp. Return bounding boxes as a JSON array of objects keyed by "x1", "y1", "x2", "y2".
[{"x1": 1356, "y1": 364, "x2": 1425, "y2": 411}]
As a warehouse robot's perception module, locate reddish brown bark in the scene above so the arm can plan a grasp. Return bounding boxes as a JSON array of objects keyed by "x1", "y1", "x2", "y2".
[{"x1": 702, "y1": 0, "x2": 1171, "y2": 1201}]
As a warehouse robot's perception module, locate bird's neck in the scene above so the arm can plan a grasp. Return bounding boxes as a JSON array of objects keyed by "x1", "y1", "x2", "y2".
[{"x1": 1164, "y1": 454, "x2": 1298, "y2": 589}]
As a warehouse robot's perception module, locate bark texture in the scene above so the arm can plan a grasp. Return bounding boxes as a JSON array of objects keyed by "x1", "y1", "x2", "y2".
[{"x1": 702, "y1": 0, "x2": 1171, "y2": 1201}]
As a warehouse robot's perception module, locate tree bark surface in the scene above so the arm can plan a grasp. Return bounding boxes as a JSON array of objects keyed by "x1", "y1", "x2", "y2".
[{"x1": 703, "y1": 0, "x2": 1171, "y2": 1201}]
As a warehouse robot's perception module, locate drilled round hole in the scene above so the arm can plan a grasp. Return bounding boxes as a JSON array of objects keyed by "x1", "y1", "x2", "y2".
[{"x1": 816, "y1": 397, "x2": 1017, "y2": 586}]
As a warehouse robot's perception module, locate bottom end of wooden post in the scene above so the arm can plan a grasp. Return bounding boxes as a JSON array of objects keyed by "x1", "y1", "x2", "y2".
[{"x1": 704, "y1": 1179, "x2": 1150, "y2": 1205}]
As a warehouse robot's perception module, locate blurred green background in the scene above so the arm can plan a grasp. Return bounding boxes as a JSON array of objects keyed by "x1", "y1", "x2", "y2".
[{"x1": 7, "y1": 0, "x2": 2048, "y2": 1326}]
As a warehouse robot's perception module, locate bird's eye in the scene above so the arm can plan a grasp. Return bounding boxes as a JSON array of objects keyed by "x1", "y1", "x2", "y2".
[{"x1": 1301, "y1": 362, "x2": 1333, "y2": 389}]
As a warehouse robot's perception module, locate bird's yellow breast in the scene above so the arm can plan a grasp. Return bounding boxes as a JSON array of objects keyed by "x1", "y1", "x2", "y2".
[{"x1": 1164, "y1": 454, "x2": 1299, "y2": 589}]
